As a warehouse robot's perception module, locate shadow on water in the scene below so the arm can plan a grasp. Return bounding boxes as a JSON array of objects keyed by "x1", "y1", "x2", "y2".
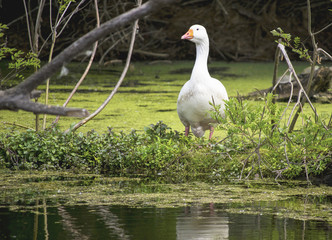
[{"x1": 0, "y1": 203, "x2": 331, "y2": 240}]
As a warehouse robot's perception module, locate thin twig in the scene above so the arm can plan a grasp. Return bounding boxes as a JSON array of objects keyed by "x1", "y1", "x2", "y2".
[
  {"x1": 277, "y1": 43, "x2": 328, "y2": 131},
  {"x1": 22, "y1": 0, "x2": 33, "y2": 52},
  {"x1": 240, "y1": 151, "x2": 254, "y2": 180},
  {"x1": 313, "y1": 22, "x2": 332, "y2": 36},
  {"x1": 317, "y1": 48, "x2": 332, "y2": 60},
  {"x1": 271, "y1": 69, "x2": 290, "y2": 93},
  {"x1": 272, "y1": 44, "x2": 281, "y2": 104},
  {"x1": 215, "y1": 0, "x2": 228, "y2": 16},
  {"x1": 53, "y1": 0, "x2": 100, "y2": 125},
  {"x1": 288, "y1": 0, "x2": 326, "y2": 132},
  {"x1": 287, "y1": 89, "x2": 303, "y2": 127},
  {"x1": 1, "y1": 121, "x2": 35, "y2": 130},
  {"x1": 65, "y1": 0, "x2": 142, "y2": 133}
]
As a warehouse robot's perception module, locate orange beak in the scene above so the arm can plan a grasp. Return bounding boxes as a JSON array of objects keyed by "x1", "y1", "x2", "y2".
[{"x1": 181, "y1": 29, "x2": 193, "y2": 40}]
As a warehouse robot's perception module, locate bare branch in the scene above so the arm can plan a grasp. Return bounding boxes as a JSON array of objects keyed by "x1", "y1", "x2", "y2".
[
  {"x1": 66, "y1": 0, "x2": 142, "y2": 132},
  {"x1": 277, "y1": 43, "x2": 319, "y2": 119},
  {"x1": 313, "y1": 22, "x2": 332, "y2": 36},
  {"x1": 54, "y1": 0, "x2": 100, "y2": 125},
  {"x1": 0, "y1": 0, "x2": 176, "y2": 117},
  {"x1": 0, "y1": 92, "x2": 89, "y2": 117},
  {"x1": 317, "y1": 48, "x2": 332, "y2": 60},
  {"x1": 13, "y1": 0, "x2": 176, "y2": 95}
]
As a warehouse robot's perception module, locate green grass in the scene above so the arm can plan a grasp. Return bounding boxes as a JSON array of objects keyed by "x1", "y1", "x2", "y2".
[{"x1": 0, "y1": 61, "x2": 330, "y2": 138}]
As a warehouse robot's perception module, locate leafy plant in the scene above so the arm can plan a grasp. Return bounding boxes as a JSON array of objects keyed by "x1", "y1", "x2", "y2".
[
  {"x1": 0, "y1": 116, "x2": 330, "y2": 183},
  {"x1": 0, "y1": 122, "x2": 219, "y2": 181},
  {"x1": 211, "y1": 94, "x2": 331, "y2": 181},
  {"x1": 270, "y1": 28, "x2": 311, "y2": 61},
  {"x1": 0, "y1": 24, "x2": 40, "y2": 82}
]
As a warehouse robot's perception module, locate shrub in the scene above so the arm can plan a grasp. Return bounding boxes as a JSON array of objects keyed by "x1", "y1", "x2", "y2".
[{"x1": 211, "y1": 94, "x2": 332, "y2": 181}]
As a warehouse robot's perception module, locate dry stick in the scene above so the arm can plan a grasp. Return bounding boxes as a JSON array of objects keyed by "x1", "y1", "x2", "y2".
[
  {"x1": 42, "y1": 35, "x2": 56, "y2": 130},
  {"x1": 284, "y1": 72, "x2": 295, "y2": 125},
  {"x1": 38, "y1": 1, "x2": 86, "y2": 55},
  {"x1": 65, "y1": 2, "x2": 141, "y2": 133},
  {"x1": 303, "y1": 139, "x2": 312, "y2": 185},
  {"x1": 271, "y1": 68, "x2": 294, "y2": 127},
  {"x1": 271, "y1": 69, "x2": 295, "y2": 181},
  {"x1": 271, "y1": 46, "x2": 280, "y2": 104},
  {"x1": 288, "y1": 0, "x2": 318, "y2": 132},
  {"x1": 271, "y1": 47, "x2": 281, "y2": 132},
  {"x1": 313, "y1": 22, "x2": 332, "y2": 36},
  {"x1": 43, "y1": 1, "x2": 87, "y2": 129},
  {"x1": 22, "y1": 0, "x2": 33, "y2": 51},
  {"x1": 33, "y1": 0, "x2": 46, "y2": 53},
  {"x1": 43, "y1": 1, "x2": 72, "y2": 129},
  {"x1": 317, "y1": 48, "x2": 332, "y2": 60},
  {"x1": 98, "y1": 31, "x2": 132, "y2": 65},
  {"x1": 215, "y1": 0, "x2": 228, "y2": 16},
  {"x1": 1, "y1": 0, "x2": 175, "y2": 117},
  {"x1": 22, "y1": 0, "x2": 45, "y2": 131},
  {"x1": 1, "y1": 121, "x2": 34, "y2": 131},
  {"x1": 277, "y1": 43, "x2": 327, "y2": 131},
  {"x1": 287, "y1": 88, "x2": 303, "y2": 127},
  {"x1": 53, "y1": 0, "x2": 100, "y2": 125}
]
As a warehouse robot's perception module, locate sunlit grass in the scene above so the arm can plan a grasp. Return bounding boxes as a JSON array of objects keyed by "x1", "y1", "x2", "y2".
[{"x1": 0, "y1": 61, "x2": 330, "y2": 138}]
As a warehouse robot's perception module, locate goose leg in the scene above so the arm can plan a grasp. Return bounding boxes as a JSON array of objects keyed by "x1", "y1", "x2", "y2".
[
  {"x1": 209, "y1": 126, "x2": 214, "y2": 140},
  {"x1": 185, "y1": 126, "x2": 190, "y2": 136}
]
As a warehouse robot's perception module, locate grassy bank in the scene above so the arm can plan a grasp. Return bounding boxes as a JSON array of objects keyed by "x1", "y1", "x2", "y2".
[{"x1": 0, "y1": 61, "x2": 331, "y2": 183}]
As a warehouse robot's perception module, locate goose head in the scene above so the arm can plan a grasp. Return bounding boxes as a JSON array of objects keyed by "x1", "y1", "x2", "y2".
[{"x1": 181, "y1": 24, "x2": 208, "y2": 44}]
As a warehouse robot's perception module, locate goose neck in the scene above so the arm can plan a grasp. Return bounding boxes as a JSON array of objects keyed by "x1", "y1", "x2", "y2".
[{"x1": 191, "y1": 41, "x2": 210, "y2": 80}]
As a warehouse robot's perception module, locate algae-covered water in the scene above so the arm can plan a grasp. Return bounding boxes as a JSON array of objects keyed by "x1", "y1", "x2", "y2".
[
  {"x1": 1, "y1": 61, "x2": 331, "y2": 239},
  {"x1": 0, "y1": 171, "x2": 331, "y2": 239},
  {"x1": 1, "y1": 61, "x2": 331, "y2": 136}
]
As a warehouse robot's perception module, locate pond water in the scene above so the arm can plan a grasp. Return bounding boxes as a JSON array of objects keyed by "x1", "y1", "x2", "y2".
[{"x1": 1, "y1": 203, "x2": 331, "y2": 240}]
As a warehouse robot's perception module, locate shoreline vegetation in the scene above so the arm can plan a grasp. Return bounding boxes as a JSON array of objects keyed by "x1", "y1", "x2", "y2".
[
  {"x1": 0, "y1": 62, "x2": 331, "y2": 183},
  {"x1": 0, "y1": 61, "x2": 331, "y2": 223}
]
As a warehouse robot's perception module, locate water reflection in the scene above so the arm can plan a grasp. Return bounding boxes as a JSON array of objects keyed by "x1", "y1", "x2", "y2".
[
  {"x1": 177, "y1": 204, "x2": 228, "y2": 240},
  {"x1": 0, "y1": 203, "x2": 331, "y2": 240}
]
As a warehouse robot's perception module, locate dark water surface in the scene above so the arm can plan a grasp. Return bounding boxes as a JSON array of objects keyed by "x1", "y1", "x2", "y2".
[{"x1": 0, "y1": 204, "x2": 330, "y2": 240}]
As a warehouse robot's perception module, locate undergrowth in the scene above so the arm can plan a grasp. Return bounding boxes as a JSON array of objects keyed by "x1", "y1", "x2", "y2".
[
  {"x1": 0, "y1": 94, "x2": 331, "y2": 183},
  {"x1": 0, "y1": 122, "x2": 222, "y2": 182},
  {"x1": 211, "y1": 93, "x2": 332, "y2": 182}
]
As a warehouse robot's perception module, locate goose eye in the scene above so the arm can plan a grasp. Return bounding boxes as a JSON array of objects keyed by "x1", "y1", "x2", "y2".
[{"x1": 196, "y1": 28, "x2": 199, "y2": 31}]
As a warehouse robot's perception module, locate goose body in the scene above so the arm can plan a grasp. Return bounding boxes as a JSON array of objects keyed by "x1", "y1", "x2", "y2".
[{"x1": 177, "y1": 25, "x2": 228, "y2": 139}]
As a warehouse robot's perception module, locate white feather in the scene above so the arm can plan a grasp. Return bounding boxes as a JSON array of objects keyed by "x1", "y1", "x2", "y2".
[{"x1": 177, "y1": 25, "x2": 228, "y2": 138}]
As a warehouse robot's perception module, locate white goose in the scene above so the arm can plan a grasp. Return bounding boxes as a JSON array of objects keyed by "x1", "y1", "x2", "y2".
[{"x1": 177, "y1": 24, "x2": 228, "y2": 139}]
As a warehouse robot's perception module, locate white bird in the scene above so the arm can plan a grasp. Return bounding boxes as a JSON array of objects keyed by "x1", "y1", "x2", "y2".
[{"x1": 177, "y1": 24, "x2": 228, "y2": 139}]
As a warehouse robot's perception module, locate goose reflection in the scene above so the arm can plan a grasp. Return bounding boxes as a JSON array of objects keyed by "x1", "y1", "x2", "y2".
[{"x1": 176, "y1": 204, "x2": 229, "y2": 240}]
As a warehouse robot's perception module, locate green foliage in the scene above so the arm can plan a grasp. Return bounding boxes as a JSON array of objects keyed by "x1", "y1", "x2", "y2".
[
  {"x1": 0, "y1": 122, "x2": 222, "y2": 181},
  {"x1": 211, "y1": 94, "x2": 331, "y2": 180},
  {"x1": 0, "y1": 23, "x2": 40, "y2": 81},
  {"x1": 0, "y1": 23, "x2": 8, "y2": 38},
  {"x1": 0, "y1": 113, "x2": 330, "y2": 182},
  {"x1": 58, "y1": 0, "x2": 76, "y2": 13},
  {"x1": 270, "y1": 28, "x2": 311, "y2": 61}
]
